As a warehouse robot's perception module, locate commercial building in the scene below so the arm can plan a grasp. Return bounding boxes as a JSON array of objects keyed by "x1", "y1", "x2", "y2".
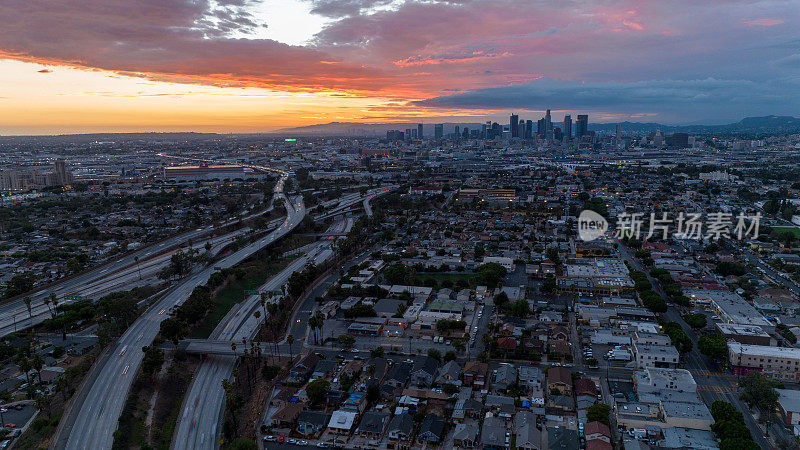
[
  {"x1": 716, "y1": 323, "x2": 775, "y2": 346},
  {"x1": 728, "y1": 342, "x2": 800, "y2": 380},
  {"x1": 163, "y1": 164, "x2": 249, "y2": 182},
  {"x1": 632, "y1": 342, "x2": 679, "y2": 369}
]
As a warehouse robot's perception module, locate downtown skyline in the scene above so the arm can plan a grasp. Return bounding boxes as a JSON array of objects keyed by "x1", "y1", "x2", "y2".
[{"x1": 0, "y1": 0, "x2": 798, "y2": 135}]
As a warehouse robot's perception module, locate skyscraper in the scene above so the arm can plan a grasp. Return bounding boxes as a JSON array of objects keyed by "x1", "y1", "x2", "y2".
[
  {"x1": 434, "y1": 123, "x2": 443, "y2": 139},
  {"x1": 417, "y1": 123, "x2": 424, "y2": 139},
  {"x1": 525, "y1": 120, "x2": 533, "y2": 139},
  {"x1": 509, "y1": 114, "x2": 519, "y2": 138},
  {"x1": 491, "y1": 122, "x2": 501, "y2": 139},
  {"x1": 54, "y1": 159, "x2": 67, "y2": 185},
  {"x1": 563, "y1": 115, "x2": 572, "y2": 139},
  {"x1": 576, "y1": 115, "x2": 588, "y2": 138}
]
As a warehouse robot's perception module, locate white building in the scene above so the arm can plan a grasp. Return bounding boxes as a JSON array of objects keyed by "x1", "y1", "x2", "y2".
[{"x1": 632, "y1": 342, "x2": 679, "y2": 369}]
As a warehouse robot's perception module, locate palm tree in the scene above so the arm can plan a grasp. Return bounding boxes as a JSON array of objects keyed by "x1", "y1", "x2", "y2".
[
  {"x1": 260, "y1": 293, "x2": 268, "y2": 320},
  {"x1": 43, "y1": 293, "x2": 55, "y2": 319},
  {"x1": 134, "y1": 255, "x2": 142, "y2": 280},
  {"x1": 15, "y1": 355, "x2": 31, "y2": 385},
  {"x1": 315, "y1": 311, "x2": 325, "y2": 344},
  {"x1": 286, "y1": 335, "x2": 294, "y2": 360},
  {"x1": 31, "y1": 354, "x2": 44, "y2": 384},
  {"x1": 230, "y1": 342, "x2": 237, "y2": 356},
  {"x1": 23, "y1": 297, "x2": 33, "y2": 320},
  {"x1": 308, "y1": 315, "x2": 319, "y2": 346}
]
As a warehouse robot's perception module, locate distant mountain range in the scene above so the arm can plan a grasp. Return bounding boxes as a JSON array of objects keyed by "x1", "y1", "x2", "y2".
[
  {"x1": 276, "y1": 115, "x2": 800, "y2": 136},
  {"x1": 588, "y1": 116, "x2": 800, "y2": 134}
]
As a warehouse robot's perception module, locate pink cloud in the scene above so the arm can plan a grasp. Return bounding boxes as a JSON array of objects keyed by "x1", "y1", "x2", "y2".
[
  {"x1": 0, "y1": 0, "x2": 796, "y2": 103},
  {"x1": 743, "y1": 18, "x2": 784, "y2": 26}
]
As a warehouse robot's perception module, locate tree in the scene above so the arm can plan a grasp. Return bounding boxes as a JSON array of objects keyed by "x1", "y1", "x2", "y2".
[
  {"x1": 719, "y1": 438, "x2": 760, "y2": 450},
  {"x1": 141, "y1": 346, "x2": 164, "y2": 379},
  {"x1": 510, "y1": 299, "x2": 530, "y2": 317},
  {"x1": 286, "y1": 335, "x2": 295, "y2": 360},
  {"x1": 31, "y1": 354, "x2": 44, "y2": 384},
  {"x1": 366, "y1": 384, "x2": 380, "y2": 404},
  {"x1": 493, "y1": 291, "x2": 509, "y2": 307},
  {"x1": 443, "y1": 383, "x2": 459, "y2": 395},
  {"x1": 444, "y1": 350, "x2": 457, "y2": 362},
  {"x1": 15, "y1": 355, "x2": 31, "y2": 385},
  {"x1": 698, "y1": 334, "x2": 727, "y2": 360},
  {"x1": 306, "y1": 379, "x2": 331, "y2": 404},
  {"x1": 546, "y1": 248, "x2": 561, "y2": 267},
  {"x1": 159, "y1": 317, "x2": 185, "y2": 348},
  {"x1": 337, "y1": 334, "x2": 355, "y2": 348},
  {"x1": 586, "y1": 403, "x2": 611, "y2": 426},
  {"x1": 427, "y1": 348, "x2": 441, "y2": 361},
  {"x1": 739, "y1": 372, "x2": 779, "y2": 413},
  {"x1": 23, "y1": 296, "x2": 33, "y2": 320},
  {"x1": 228, "y1": 438, "x2": 258, "y2": 450},
  {"x1": 4, "y1": 273, "x2": 36, "y2": 299},
  {"x1": 711, "y1": 401, "x2": 743, "y2": 423},
  {"x1": 475, "y1": 263, "x2": 507, "y2": 288},
  {"x1": 683, "y1": 313, "x2": 708, "y2": 329},
  {"x1": 370, "y1": 346, "x2": 385, "y2": 358}
]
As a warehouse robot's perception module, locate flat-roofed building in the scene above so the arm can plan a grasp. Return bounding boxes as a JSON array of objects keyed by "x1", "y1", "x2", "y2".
[
  {"x1": 632, "y1": 342, "x2": 679, "y2": 369},
  {"x1": 710, "y1": 293, "x2": 772, "y2": 329},
  {"x1": 729, "y1": 342, "x2": 800, "y2": 380},
  {"x1": 716, "y1": 323, "x2": 775, "y2": 346},
  {"x1": 634, "y1": 368, "x2": 696, "y2": 395},
  {"x1": 163, "y1": 164, "x2": 251, "y2": 182}
]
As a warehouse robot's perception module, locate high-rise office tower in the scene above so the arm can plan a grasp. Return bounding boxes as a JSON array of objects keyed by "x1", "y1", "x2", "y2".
[
  {"x1": 544, "y1": 109, "x2": 553, "y2": 140},
  {"x1": 525, "y1": 120, "x2": 533, "y2": 139},
  {"x1": 576, "y1": 115, "x2": 588, "y2": 138},
  {"x1": 454, "y1": 126, "x2": 460, "y2": 139},
  {"x1": 417, "y1": 123, "x2": 424, "y2": 138},
  {"x1": 462, "y1": 127, "x2": 469, "y2": 139},
  {"x1": 434, "y1": 123, "x2": 444, "y2": 139},
  {"x1": 491, "y1": 122, "x2": 501, "y2": 139},
  {"x1": 54, "y1": 159, "x2": 67, "y2": 185},
  {"x1": 509, "y1": 114, "x2": 519, "y2": 138},
  {"x1": 405, "y1": 128, "x2": 412, "y2": 141},
  {"x1": 537, "y1": 118, "x2": 545, "y2": 137},
  {"x1": 563, "y1": 115, "x2": 572, "y2": 139}
]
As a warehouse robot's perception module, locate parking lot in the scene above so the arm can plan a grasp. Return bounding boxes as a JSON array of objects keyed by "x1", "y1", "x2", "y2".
[{"x1": 1, "y1": 402, "x2": 37, "y2": 445}]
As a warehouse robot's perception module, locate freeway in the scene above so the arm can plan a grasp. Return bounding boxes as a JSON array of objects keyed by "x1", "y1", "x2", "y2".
[
  {"x1": 314, "y1": 186, "x2": 396, "y2": 221},
  {"x1": 54, "y1": 170, "x2": 304, "y2": 450},
  {"x1": 171, "y1": 218, "x2": 344, "y2": 450},
  {"x1": 0, "y1": 206, "x2": 280, "y2": 338}
]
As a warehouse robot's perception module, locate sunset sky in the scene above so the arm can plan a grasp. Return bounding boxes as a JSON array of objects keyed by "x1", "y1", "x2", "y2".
[{"x1": 0, "y1": 0, "x2": 798, "y2": 135}]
